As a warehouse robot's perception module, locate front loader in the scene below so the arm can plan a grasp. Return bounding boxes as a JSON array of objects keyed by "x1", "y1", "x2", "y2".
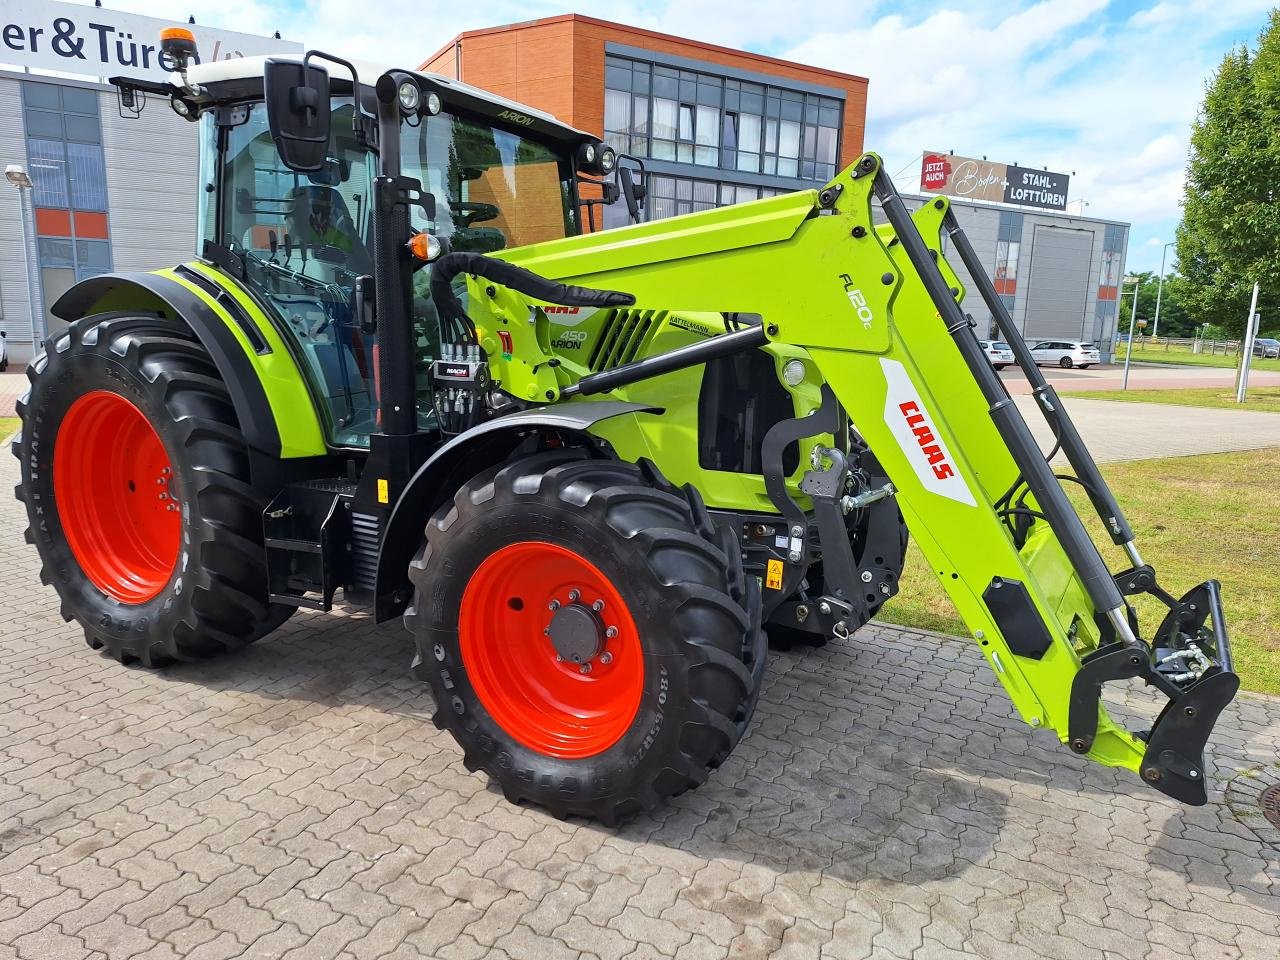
[{"x1": 14, "y1": 35, "x2": 1237, "y2": 823}]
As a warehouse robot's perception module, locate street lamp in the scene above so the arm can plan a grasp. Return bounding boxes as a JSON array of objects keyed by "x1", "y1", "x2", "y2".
[
  {"x1": 1152, "y1": 241, "x2": 1175, "y2": 339},
  {"x1": 1122, "y1": 275, "x2": 1141, "y2": 390},
  {"x1": 5, "y1": 163, "x2": 47, "y2": 345}
]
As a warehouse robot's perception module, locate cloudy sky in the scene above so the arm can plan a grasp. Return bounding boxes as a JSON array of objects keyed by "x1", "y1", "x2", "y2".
[{"x1": 49, "y1": 1, "x2": 1280, "y2": 271}]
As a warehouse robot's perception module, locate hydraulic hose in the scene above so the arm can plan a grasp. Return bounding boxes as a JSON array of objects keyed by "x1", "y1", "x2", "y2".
[{"x1": 430, "y1": 252, "x2": 636, "y2": 343}]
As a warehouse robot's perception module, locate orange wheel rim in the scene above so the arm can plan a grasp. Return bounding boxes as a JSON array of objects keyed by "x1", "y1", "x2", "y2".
[
  {"x1": 459, "y1": 541, "x2": 644, "y2": 759},
  {"x1": 53, "y1": 390, "x2": 180, "y2": 604}
]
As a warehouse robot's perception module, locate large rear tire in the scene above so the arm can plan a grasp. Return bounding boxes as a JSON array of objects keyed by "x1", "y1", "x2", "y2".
[
  {"x1": 407, "y1": 452, "x2": 765, "y2": 824},
  {"x1": 13, "y1": 313, "x2": 292, "y2": 666}
]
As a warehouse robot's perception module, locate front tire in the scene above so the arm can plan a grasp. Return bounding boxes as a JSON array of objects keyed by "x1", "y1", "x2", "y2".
[
  {"x1": 407, "y1": 452, "x2": 764, "y2": 823},
  {"x1": 13, "y1": 313, "x2": 292, "y2": 666}
]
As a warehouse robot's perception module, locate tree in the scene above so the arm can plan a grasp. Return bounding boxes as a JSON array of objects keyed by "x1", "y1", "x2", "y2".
[
  {"x1": 1176, "y1": 11, "x2": 1280, "y2": 337},
  {"x1": 1117, "y1": 270, "x2": 1193, "y2": 336}
]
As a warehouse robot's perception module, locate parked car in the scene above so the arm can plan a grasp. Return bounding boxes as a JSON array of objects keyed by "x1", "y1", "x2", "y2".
[
  {"x1": 1253, "y1": 337, "x2": 1280, "y2": 359},
  {"x1": 978, "y1": 339, "x2": 1015, "y2": 370},
  {"x1": 1030, "y1": 339, "x2": 1100, "y2": 369}
]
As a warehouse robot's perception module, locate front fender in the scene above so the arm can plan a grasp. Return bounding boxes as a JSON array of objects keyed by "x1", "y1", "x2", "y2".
[{"x1": 373, "y1": 401, "x2": 659, "y2": 622}]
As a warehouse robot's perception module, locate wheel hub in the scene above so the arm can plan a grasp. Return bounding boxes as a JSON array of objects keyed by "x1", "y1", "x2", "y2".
[
  {"x1": 458, "y1": 541, "x2": 643, "y2": 759},
  {"x1": 53, "y1": 390, "x2": 180, "y2": 604},
  {"x1": 548, "y1": 602, "x2": 604, "y2": 664}
]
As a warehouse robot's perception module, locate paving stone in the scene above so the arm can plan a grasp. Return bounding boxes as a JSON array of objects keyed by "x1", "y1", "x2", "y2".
[{"x1": 0, "y1": 444, "x2": 1278, "y2": 960}]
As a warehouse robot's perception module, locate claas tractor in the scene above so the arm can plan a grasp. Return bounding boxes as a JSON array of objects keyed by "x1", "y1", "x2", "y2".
[{"x1": 13, "y1": 36, "x2": 1238, "y2": 823}]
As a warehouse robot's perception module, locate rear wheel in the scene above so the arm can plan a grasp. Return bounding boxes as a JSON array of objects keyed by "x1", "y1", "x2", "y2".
[
  {"x1": 1059, "y1": 356, "x2": 1074, "y2": 368},
  {"x1": 407, "y1": 452, "x2": 764, "y2": 823},
  {"x1": 14, "y1": 313, "x2": 292, "y2": 666}
]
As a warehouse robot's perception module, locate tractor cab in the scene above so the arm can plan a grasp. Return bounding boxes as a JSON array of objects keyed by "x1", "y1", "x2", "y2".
[{"x1": 117, "y1": 51, "x2": 628, "y2": 448}]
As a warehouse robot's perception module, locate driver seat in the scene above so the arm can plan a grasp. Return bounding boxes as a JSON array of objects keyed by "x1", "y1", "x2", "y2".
[{"x1": 286, "y1": 186, "x2": 372, "y2": 273}]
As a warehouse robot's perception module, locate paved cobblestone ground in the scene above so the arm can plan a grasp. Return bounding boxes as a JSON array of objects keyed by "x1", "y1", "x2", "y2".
[{"x1": 2, "y1": 455, "x2": 1279, "y2": 960}]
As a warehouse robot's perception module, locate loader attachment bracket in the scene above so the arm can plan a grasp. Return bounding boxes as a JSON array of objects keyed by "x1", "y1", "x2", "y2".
[
  {"x1": 1068, "y1": 578, "x2": 1236, "y2": 805},
  {"x1": 1140, "y1": 670, "x2": 1239, "y2": 805}
]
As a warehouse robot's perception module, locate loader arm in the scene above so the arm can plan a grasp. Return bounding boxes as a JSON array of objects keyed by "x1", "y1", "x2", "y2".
[{"x1": 454, "y1": 153, "x2": 1237, "y2": 804}]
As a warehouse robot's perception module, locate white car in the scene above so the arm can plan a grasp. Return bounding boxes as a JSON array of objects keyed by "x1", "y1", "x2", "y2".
[
  {"x1": 978, "y1": 339, "x2": 1015, "y2": 370},
  {"x1": 0, "y1": 331, "x2": 7, "y2": 372},
  {"x1": 1030, "y1": 339, "x2": 1100, "y2": 369}
]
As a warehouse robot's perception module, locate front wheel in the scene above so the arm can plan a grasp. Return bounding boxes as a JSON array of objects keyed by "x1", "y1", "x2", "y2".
[
  {"x1": 14, "y1": 313, "x2": 292, "y2": 666},
  {"x1": 407, "y1": 452, "x2": 764, "y2": 823}
]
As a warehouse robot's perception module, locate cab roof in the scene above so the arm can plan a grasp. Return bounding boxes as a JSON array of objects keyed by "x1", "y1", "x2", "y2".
[{"x1": 185, "y1": 54, "x2": 595, "y2": 142}]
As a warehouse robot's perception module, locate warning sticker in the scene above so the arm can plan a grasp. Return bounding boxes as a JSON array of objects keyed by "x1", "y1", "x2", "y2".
[
  {"x1": 377, "y1": 478, "x2": 389, "y2": 504},
  {"x1": 766, "y1": 558, "x2": 784, "y2": 590}
]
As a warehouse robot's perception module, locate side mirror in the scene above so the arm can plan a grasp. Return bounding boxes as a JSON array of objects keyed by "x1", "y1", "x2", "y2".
[
  {"x1": 264, "y1": 58, "x2": 331, "y2": 173},
  {"x1": 619, "y1": 166, "x2": 645, "y2": 223}
]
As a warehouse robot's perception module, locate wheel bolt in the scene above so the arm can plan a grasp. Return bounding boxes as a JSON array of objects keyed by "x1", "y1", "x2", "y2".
[
  {"x1": 579, "y1": 663, "x2": 591, "y2": 674},
  {"x1": 592, "y1": 599, "x2": 604, "y2": 612},
  {"x1": 555, "y1": 654, "x2": 563, "y2": 661},
  {"x1": 162, "y1": 467, "x2": 172, "y2": 476},
  {"x1": 600, "y1": 652, "x2": 613, "y2": 665},
  {"x1": 158, "y1": 492, "x2": 168, "y2": 501},
  {"x1": 548, "y1": 599, "x2": 560, "y2": 611},
  {"x1": 568, "y1": 589, "x2": 580, "y2": 602},
  {"x1": 605, "y1": 626, "x2": 618, "y2": 639},
  {"x1": 543, "y1": 627, "x2": 551, "y2": 636}
]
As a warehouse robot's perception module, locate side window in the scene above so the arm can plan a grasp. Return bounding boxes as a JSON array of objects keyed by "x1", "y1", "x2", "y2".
[{"x1": 218, "y1": 101, "x2": 389, "y2": 447}]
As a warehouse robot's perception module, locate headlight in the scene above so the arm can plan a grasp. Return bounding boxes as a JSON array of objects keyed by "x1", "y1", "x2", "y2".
[
  {"x1": 425, "y1": 92, "x2": 442, "y2": 115},
  {"x1": 600, "y1": 147, "x2": 617, "y2": 173},
  {"x1": 397, "y1": 80, "x2": 421, "y2": 113},
  {"x1": 782, "y1": 359, "x2": 806, "y2": 386}
]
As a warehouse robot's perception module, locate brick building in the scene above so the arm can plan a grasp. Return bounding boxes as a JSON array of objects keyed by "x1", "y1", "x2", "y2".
[{"x1": 422, "y1": 14, "x2": 868, "y2": 228}]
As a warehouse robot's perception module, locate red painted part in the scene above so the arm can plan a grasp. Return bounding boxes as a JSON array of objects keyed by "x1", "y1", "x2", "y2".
[
  {"x1": 53, "y1": 391, "x2": 181, "y2": 604},
  {"x1": 459, "y1": 541, "x2": 644, "y2": 759}
]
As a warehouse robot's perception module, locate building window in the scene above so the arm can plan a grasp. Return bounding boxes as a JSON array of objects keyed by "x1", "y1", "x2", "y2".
[
  {"x1": 23, "y1": 82, "x2": 108, "y2": 211},
  {"x1": 993, "y1": 211, "x2": 1023, "y2": 299},
  {"x1": 22, "y1": 81, "x2": 112, "y2": 331},
  {"x1": 605, "y1": 54, "x2": 842, "y2": 183}
]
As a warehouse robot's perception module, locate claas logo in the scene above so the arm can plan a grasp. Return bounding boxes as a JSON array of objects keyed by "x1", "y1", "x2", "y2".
[{"x1": 898, "y1": 400, "x2": 955, "y2": 480}]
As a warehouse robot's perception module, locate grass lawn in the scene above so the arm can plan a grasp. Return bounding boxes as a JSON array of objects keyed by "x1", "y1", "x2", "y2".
[
  {"x1": 0, "y1": 417, "x2": 18, "y2": 440},
  {"x1": 1115, "y1": 340, "x2": 1280, "y2": 373},
  {"x1": 877, "y1": 446, "x2": 1280, "y2": 696},
  {"x1": 1062, "y1": 386, "x2": 1280, "y2": 414}
]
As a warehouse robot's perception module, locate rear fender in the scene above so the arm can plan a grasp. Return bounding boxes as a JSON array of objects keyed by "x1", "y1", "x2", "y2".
[
  {"x1": 373, "y1": 401, "x2": 659, "y2": 622},
  {"x1": 51, "y1": 267, "x2": 326, "y2": 459}
]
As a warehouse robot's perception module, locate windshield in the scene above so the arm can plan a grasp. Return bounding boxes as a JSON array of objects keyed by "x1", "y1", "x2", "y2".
[{"x1": 401, "y1": 111, "x2": 576, "y2": 251}]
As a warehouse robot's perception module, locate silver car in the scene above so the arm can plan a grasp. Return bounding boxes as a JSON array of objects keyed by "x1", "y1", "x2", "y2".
[
  {"x1": 978, "y1": 339, "x2": 1015, "y2": 370},
  {"x1": 1253, "y1": 337, "x2": 1280, "y2": 359},
  {"x1": 1030, "y1": 339, "x2": 1100, "y2": 369}
]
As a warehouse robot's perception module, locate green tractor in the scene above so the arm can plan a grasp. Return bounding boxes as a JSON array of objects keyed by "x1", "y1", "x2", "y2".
[{"x1": 15, "y1": 36, "x2": 1238, "y2": 823}]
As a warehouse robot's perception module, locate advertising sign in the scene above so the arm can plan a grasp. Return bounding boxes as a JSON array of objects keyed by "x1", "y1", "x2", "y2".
[
  {"x1": 0, "y1": 1, "x2": 299, "y2": 83},
  {"x1": 920, "y1": 151, "x2": 1070, "y2": 211}
]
